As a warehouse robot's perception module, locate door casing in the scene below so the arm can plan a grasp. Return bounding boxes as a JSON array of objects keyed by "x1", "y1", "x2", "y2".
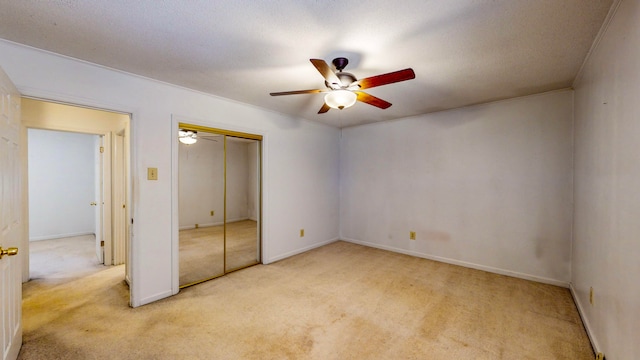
[
  {"x1": 171, "y1": 116, "x2": 266, "y2": 294},
  {"x1": 20, "y1": 98, "x2": 130, "y2": 280}
]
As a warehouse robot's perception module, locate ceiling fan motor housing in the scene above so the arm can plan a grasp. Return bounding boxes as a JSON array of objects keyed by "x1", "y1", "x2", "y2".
[
  {"x1": 332, "y1": 57, "x2": 349, "y2": 71},
  {"x1": 326, "y1": 72, "x2": 357, "y2": 89}
]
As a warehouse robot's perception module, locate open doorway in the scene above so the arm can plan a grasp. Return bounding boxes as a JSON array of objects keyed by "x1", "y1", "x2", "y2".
[
  {"x1": 27, "y1": 129, "x2": 104, "y2": 281},
  {"x1": 21, "y1": 98, "x2": 131, "y2": 287}
]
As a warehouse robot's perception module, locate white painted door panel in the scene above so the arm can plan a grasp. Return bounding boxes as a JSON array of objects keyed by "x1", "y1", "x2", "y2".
[
  {"x1": 0, "y1": 66, "x2": 22, "y2": 360},
  {"x1": 94, "y1": 135, "x2": 104, "y2": 264},
  {"x1": 102, "y1": 133, "x2": 112, "y2": 265},
  {"x1": 112, "y1": 132, "x2": 126, "y2": 265}
]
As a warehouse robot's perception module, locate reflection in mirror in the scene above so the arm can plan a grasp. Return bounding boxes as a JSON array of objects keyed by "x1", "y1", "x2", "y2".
[
  {"x1": 178, "y1": 131, "x2": 225, "y2": 286},
  {"x1": 225, "y1": 136, "x2": 260, "y2": 271}
]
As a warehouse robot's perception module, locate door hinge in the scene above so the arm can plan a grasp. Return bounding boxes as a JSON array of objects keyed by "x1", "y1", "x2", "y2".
[
  {"x1": 100, "y1": 240, "x2": 105, "y2": 247},
  {"x1": 100, "y1": 146, "x2": 104, "y2": 153}
]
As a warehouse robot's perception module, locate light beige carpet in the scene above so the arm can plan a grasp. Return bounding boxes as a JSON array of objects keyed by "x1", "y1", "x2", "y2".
[
  {"x1": 179, "y1": 220, "x2": 260, "y2": 286},
  {"x1": 29, "y1": 235, "x2": 104, "y2": 282},
  {"x1": 19, "y1": 241, "x2": 593, "y2": 359}
]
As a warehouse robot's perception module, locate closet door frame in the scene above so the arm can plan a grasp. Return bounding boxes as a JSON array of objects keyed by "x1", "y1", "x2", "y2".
[{"x1": 174, "y1": 122, "x2": 262, "y2": 290}]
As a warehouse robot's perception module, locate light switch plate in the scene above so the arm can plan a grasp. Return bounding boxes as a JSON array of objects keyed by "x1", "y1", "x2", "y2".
[{"x1": 148, "y1": 167, "x2": 158, "y2": 180}]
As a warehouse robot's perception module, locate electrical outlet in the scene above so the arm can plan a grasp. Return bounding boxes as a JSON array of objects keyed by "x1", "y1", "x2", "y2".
[
  {"x1": 410, "y1": 231, "x2": 416, "y2": 240},
  {"x1": 596, "y1": 352, "x2": 605, "y2": 360},
  {"x1": 300, "y1": 229, "x2": 304, "y2": 237},
  {"x1": 590, "y1": 287, "x2": 594, "y2": 305},
  {"x1": 210, "y1": 210, "x2": 214, "y2": 216}
]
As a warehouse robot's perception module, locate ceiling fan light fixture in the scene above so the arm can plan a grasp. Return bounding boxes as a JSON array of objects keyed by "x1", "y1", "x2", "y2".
[
  {"x1": 178, "y1": 129, "x2": 197, "y2": 145},
  {"x1": 325, "y1": 89, "x2": 357, "y2": 110}
]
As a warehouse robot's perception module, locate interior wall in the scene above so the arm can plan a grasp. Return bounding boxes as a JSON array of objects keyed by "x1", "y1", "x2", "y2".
[
  {"x1": 340, "y1": 90, "x2": 574, "y2": 285},
  {"x1": 0, "y1": 39, "x2": 341, "y2": 306},
  {"x1": 572, "y1": 0, "x2": 639, "y2": 358},
  {"x1": 27, "y1": 129, "x2": 96, "y2": 240},
  {"x1": 247, "y1": 141, "x2": 259, "y2": 221},
  {"x1": 178, "y1": 138, "x2": 253, "y2": 228},
  {"x1": 226, "y1": 140, "x2": 250, "y2": 222},
  {"x1": 178, "y1": 138, "x2": 225, "y2": 229}
]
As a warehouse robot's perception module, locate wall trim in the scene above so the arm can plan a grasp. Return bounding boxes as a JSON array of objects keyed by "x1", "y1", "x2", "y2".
[
  {"x1": 29, "y1": 231, "x2": 94, "y2": 242},
  {"x1": 341, "y1": 237, "x2": 570, "y2": 288},
  {"x1": 570, "y1": 283, "x2": 599, "y2": 356},
  {"x1": 341, "y1": 88, "x2": 575, "y2": 130},
  {"x1": 135, "y1": 290, "x2": 174, "y2": 308},
  {"x1": 573, "y1": 0, "x2": 624, "y2": 86},
  {"x1": 264, "y1": 237, "x2": 339, "y2": 264},
  {"x1": 178, "y1": 217, "x2": 250, "y2": 230}
]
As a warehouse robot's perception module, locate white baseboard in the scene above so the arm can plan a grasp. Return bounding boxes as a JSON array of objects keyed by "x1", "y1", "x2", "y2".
[
  {"x1": 341, "y1": 237, "x2": 570, "y2": 288},
  {"x1": 133, "y1": 289, "x2": 174, "y2": 308},
  {"x1": 264, "y1": 237, "x2": 339, "y2": 264},
  {"x1": 570, "y1": 283, "x2": 599, "y2": 355},
  {"x1": 29, "y1": 231, "x2": 94, "y2": 241},
  {"x1": 179, "y1": 217, "x2": 251, "y2": 230}
]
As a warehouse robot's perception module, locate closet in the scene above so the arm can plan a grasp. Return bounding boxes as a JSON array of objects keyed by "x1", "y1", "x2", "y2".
[{"x1": 178, "y1": 124, "x2": 261, "y2": 287}]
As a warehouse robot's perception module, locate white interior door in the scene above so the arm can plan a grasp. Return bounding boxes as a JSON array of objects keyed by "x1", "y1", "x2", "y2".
[
  {"x1": 112, "y1": 131, "x2": 126, "y2": 265},
  {"x1": 0, "y1": 67, "x2": 23, "y2": 359},
  {"x1": 102, "y1": 132, "x2": 112, "y2": 265},
  {"x1": 94, "y1": 135, "x2": 104, "y2": 263},
  {"x1": 94, "y1": 133, "x2": 113, "y2": 265}
]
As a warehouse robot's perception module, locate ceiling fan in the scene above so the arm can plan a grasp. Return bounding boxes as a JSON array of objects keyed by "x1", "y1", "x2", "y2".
[
  {"x1": 270, "y1": 58, "x2": 415, "y2": 114},
  {"x1": 178, "y1": 129, "x2": 221, "y2": 145}
]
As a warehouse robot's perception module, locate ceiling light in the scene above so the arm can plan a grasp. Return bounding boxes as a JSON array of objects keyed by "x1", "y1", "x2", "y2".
[
  {"x1": 178, "y1": 129, "x2": 197, "y2": 145},
  {"x1": 324, "y1": 90, "x2": 357, "y2": 110}
]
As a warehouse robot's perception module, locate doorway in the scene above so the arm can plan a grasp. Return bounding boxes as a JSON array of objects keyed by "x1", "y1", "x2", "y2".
[
  {"x1": 21, "y1": 98, "x2": 131, "y2": 284},
  {"x1": 177, "y1": 124, "x2": 262, "y2": 288},
  {"x1": 27, "y1": 129, "x2": 104, "y2": 280}
]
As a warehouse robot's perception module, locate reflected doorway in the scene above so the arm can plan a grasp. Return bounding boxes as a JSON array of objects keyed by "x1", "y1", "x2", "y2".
[{"x1": 178, "y1": 125, "x2": 261, "y2": 288}]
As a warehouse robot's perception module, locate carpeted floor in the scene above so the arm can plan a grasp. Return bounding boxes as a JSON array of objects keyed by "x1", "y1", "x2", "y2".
[
  {"x1": 179, "y1": 220, "x2": 260, "y2": 286},
  {"x1": 19, "y1": 241, "x2": 593, "y2": 359},
  {"x1": 28, "y1": 235, "x2": 104, "y2": 282}
]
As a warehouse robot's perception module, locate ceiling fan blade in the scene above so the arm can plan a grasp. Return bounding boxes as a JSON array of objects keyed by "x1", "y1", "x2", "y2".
[
  {"x1": 355, "y1": 91, "x2": 392, "y2": 109},
  {"x1": 310, "y1": 59, "x2": 343, "y2": 88},
  {"x1": 318, "y1": 102, "x2": 331, "y2": 114},
  {"x1": 270, "y1": 89, "x2": 325, "y2": 96},
  {"x1": 356, "y1": 68, "x2": 415, "y2": 90}
]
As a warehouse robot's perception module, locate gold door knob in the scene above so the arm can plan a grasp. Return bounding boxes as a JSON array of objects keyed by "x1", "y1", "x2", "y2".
[
  {"x1": 0, "y1": 247, "x2": 18, "y2": 259},
  {"x1": 90, "y1": 202, "x2": 97, "y2": 206}
]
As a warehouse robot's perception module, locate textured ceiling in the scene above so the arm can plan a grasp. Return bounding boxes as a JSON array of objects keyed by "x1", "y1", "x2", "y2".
[{"x1": 0, "y1": 1, "x2": 613, "y2": 128}]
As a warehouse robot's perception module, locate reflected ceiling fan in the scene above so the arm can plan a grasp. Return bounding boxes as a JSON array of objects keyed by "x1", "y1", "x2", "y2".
[
  {"x1": 178, "y1": 129, "x2": 220, "y2": 145},
  {"x1": 270, "y1": 58, "x2": 415, "y2": 113}
]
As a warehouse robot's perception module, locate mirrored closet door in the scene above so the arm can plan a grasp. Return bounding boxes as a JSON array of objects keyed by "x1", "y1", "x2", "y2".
[{"x1": 178, "y1": 125, "x2": 261, "y2": 288}]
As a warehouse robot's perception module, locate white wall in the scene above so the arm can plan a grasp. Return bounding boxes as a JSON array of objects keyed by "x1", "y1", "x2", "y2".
[
  {"x1": 178, "y1": 137, "x2": 256, "y2": 228},
  {"x1": 572, "y1": 0, "x2": 640, "y2": 358},
  {"x1": 226, "y1": 139, "x2": 250, "y2": 222},
  {"x1": 178, "y1": 138, "x2": 225, "y2": 228},
  {"x1": 341, "y1": 90, "x2": 574, "y2": 285},
  {"x1": 28, "y1": 129, "x2": 96, "y2": 240},
  {"x1": 247, "y1": 141, "x2": 259, "y2": 221},
  {"x1": 0, "y1": 39, "x2": 341, "y2": 307}
]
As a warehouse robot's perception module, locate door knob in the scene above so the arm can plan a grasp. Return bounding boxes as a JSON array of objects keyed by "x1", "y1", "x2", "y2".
[
  {"x1": 0, "y1": 247, "x2": 18, "y2": 259},
  {"x1": 90, "y1": 202, "x2": 97, "y2": 206}
]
